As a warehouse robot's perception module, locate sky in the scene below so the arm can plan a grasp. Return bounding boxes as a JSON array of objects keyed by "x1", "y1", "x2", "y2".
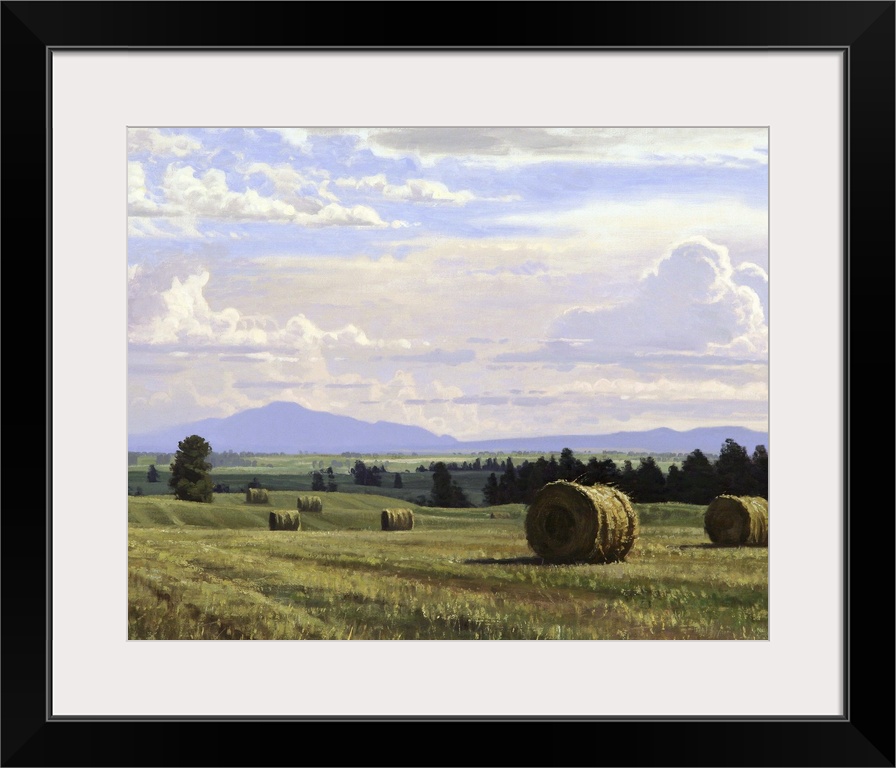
[{"x1": 127, "y1": 127, "x2": 768, "y2": 441}]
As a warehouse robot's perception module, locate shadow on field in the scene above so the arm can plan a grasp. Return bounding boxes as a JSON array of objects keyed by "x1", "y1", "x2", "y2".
[
  {"x1": 671, "y1": 543, "x2": 768, "y2": 550},
  {"x1": 463, "y1": 556, "x2": 549, "y2": 566}
]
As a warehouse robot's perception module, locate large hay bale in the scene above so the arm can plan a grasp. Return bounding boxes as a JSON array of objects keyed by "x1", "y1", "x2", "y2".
[
  {"x1": 381, "y1": 508, "x2": 414, "y2": 531},
  {"x1": 704, "y1": 495, "x2": 768, "y2": 546},
  {"x1": 524, "y1": 481, "x2": 638, "y2": 564},
  {"x1": 268, "y1": 511, "x2": 278, "y2": 531},
  {"x1": 246, "y1": 488, "x2": 269, "y2": 504}
]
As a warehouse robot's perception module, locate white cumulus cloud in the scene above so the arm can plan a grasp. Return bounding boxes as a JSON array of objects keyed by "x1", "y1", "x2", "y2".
[
  {"x1": 542, "y1": 238, "x2": 768, "y2": 362},
  {"x1": 129, "y1": 163, "x2": 398, "y2": 229},
  {"x1": 128, "y1": 269, "x2": 411, "y2": 354},
  {"x1": 336, "y1": 174, "x2": 476, "y2": 204},
  {"x1": 128, "y1": 128, "x2": 202, "y2": 157}
]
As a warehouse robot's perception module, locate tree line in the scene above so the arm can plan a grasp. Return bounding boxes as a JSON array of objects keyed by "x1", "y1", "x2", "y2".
[
  {"x1": 150, "y1": 434, "x2": 767, "y2": 509},
  {"x1": 481, "y1": 440, "x2": 767, "y2": 506}
]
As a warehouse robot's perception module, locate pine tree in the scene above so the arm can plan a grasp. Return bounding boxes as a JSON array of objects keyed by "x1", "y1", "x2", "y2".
[
  {"x1": 482, "y1": 472, "x2": 499, "y2": 505},
  {"x1": 633, "y1": 456, "x2": 666, "y2": 502},
  {"x1": 715, "y1": 439, "x2": 753, "y2": 496},
  {"x1": 665, "y1": 463, "x2": 685, "y2": 500},
  {"x1": 168, "y1": 435, "x2": 214, "y2": 503},
  {"x1": 680, "y1": 449, "x2": 722, "y2": 505},
  {"x1": 750, "y1": 445, "x2": 769, "y2": 497},
  {"x1": 431, "y1": 462, "x2": 454, "y2": 507}
]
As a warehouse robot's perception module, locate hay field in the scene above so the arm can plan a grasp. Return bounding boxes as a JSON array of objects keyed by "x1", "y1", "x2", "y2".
[{"x1": 128, "y1": 492, "x2": 767, "y2": 640}]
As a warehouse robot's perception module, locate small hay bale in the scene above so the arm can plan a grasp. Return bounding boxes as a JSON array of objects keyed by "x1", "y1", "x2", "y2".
[
  {"x1": 298, "y1": 495, "x2": 323, "y2": 512},
  {"x1": 524, "y1": 481, "x2": 638, "y2": 564},
  {"x1": 381, "y1": 508, "x2": 414, "y2": 531},
  {"x1": 246, "y1": 488, "x2": 269, "y2": 504},
  {"x1": 269, "y1": 512, "x2": 301, "y2": 531},
  {"x1": 704, "y1": 495, "x2": 768, "y2": 546}
]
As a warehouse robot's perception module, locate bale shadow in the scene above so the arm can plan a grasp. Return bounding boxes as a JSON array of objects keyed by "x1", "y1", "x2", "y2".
[
  {"x1": 671, "y1": 543, "x2": 768, "y2": 551},
  {"x1": 463, "y1": 556, "x2": 613, "y2": 566},
  {"x1": 463, "y1": 556, "x2": 547, "y2": 566}
]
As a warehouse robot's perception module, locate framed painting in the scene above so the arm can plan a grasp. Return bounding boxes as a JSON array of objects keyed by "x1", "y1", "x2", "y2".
[{"x1": 4, "y1": 1, "x2": 893, "y2": 765}]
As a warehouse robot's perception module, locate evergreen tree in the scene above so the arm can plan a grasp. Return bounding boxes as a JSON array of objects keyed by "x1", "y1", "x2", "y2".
[
  {"x1": 431, "y1": 462, "x2": 455, "y2": 507},
  {"x1": 680, "y1": 449, "x2": 722, "y2": 505},
  {"x1": 450, "y1": 481, "x2": 471, "y2": 508},
  {"x1": 558, "y1": 447, "x2": 585, "y2": 481},
  {"x1": 168, "y1": 435, "x2": 214, "y2": 503},
  {"x1": 633, "y1": 456, "x2": 666, "y2": 502},
  {"x1": 545, "y1": 454, "x2": 560, "y2": 484},
  {"x1": 353, "y1": 460, "x2": 381, "y2": 487},
  {"x1": 582, "y1": 457, "x2": 620, "y2": 486},
  {"x1": 750, "y1": 445, "x2": 769, "y2": 497},
  {"x1": 311, "y1": 471, "x2": 325, "y2": 492},
  {"x1": 715, "y1": 439, "x2": 753, "y2": 496},
  {"x1": 497, "y1": 457, "x2": 520, "y2": 504},
  {"x1": 665, "y1": 463, "x2": 685, "y2": 501},
  {"x1": 393, "y1": 473, "x2": 403, "y2": 489},
  {"x1": 429, "y1": 462, "x2": 471, "y2": 508},
  {"x1": 146, "y1": 464, "x2": 160, "y2": 483},
  {"x1": 520, "y1": 457, "x2": 546, "y2": 504},
  {"x1": 482, "y1": 472, "x2": 499, "y2": 505},
  {"x1": 617, "y1": 459, "x2": 637, "y2": 496}
]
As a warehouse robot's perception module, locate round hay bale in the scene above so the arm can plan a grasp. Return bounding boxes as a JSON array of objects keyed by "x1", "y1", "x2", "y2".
[
  {"x1": 704, "y1": 495, "x2": 768, "y2": 546},
  {"x1": 381, "y1": 508, "x2": 414, "y2": 531},
  {"x1": 269, "y1": 512, "x2": 301, "y2": 531},
  {"x1": 524, "y1": 481, "x2": 638, "y2": 564},
  {"x1": 298, "y1": 495, "x2": 323, "y2": 512},
  {"x1": 247, "y1": 488, "x2": 269, "y2": 504}
]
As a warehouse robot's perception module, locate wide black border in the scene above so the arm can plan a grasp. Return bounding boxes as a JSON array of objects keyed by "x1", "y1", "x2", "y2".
[{"x1": 3, "y1": 2, "x2": 893, "y2": 766}]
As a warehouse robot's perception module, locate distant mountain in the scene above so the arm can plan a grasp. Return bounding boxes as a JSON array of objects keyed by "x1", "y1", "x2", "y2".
[
  {"x1": 128, "y1": 401, "x2": 461, "y2": 453},
  {"x1": 455, "y1": 426, "x2": 768, "y2": 456},
  {"x1": 129, "y1": 402, "x2": 767, "y2": 455}
]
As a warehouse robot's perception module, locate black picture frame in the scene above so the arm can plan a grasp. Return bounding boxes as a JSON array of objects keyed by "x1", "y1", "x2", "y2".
[{"x1": 3, "y1": 2, "x2": 893, "y2": 766}]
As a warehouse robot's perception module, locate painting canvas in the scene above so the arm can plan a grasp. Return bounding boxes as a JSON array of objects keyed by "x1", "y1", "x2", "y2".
[{"x1": 127, "y1": 127, "x2": 769, "y2": 640}]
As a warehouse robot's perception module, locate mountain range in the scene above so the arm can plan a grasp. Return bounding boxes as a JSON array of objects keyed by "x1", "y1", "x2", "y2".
[{"x1": 129, "y1": 401, "x2": 768, "y2": 456}]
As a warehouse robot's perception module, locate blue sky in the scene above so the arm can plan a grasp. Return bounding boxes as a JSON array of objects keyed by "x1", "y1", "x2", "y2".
[{"x1": 128, "y1": 127, "x2": 768, "y2": 440}]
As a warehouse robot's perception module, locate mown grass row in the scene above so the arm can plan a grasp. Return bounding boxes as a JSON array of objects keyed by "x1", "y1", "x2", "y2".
[{"x1": 128, "y1": 494, "x2": 766, "y2": 641}]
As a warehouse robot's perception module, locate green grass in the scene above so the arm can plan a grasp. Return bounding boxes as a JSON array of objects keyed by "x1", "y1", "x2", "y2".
[
  {"x1": 128, "y1": 450, "x2": 699, "y2": 502},
  {"x1": 129, "y1": 467, "x2": 501, "y2": 505},
  {"x1": 128, "y1": 493, "x2": 766, "y2": 641}
]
